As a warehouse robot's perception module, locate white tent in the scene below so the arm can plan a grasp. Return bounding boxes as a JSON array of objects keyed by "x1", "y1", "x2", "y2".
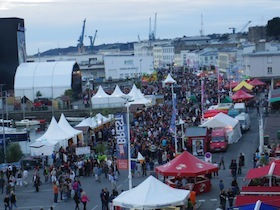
[
  {"x1": 75, "y1": 117, "x2": 97, "y2": 129},
  {"x1": 91, "y1": 85, "x2": 110, "y2": 108},
  {"x1": 113, "y1": 175, "x2": 190, "y2": 209},
  {"x1": 109, "y1": 85, "x2": 127, "y2": 106},
  {"x1": 127, "y1": 84, "x2": 152, "y2": 106},
  {"x1": 30, "y1": 141, "x2": 58, "y2": 156},
  {"x1": 94, "y1": 113, "x2": 111, "y2": 126},
  {"x1": 162, "y1": 73, "x2": 177, "y2": 87},
  {"x1": 58, "y1": 114, "x2": 84, "y2": 145},
  {"x1": 200, "y1": 112, "x2": 242, "y2": 144},
  {"x1": 35, "y1": 117, "x2": 73, "y2": 148}
]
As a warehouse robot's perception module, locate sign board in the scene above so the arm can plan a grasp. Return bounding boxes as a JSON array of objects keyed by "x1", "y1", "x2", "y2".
[
  {"x1": 75, "y1": 146, "x2": 91, "y2": 156},
  {"x1": 204, "y1": 152, "x2": 212, "y2": 163}
]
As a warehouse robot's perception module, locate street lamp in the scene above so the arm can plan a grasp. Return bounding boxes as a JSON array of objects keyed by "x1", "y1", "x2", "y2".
[
  {"x1": 0, "y1": 84, "x2": 6, "y2": 163},
  {"x1": 139, "y1": 59, "x2": 142, "y2": 91},
  {"x1": 125, "y1": 100, "x2": 132, "y2": 190}
]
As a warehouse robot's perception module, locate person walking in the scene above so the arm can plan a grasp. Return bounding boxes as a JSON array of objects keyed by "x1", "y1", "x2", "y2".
[
  {"x1": 213, "y1": 162, "x2": 219, "y2": 177},
  {"x1": 4, "y1": 194, "x2": 10, "y2": 210},
  {"x1": 81, "y1": 190, "x2": 89, "y2": 210},
  {"x1": 53, "y1": 182, "x2": 59, "y2": 203},
  {"x1": 227, "y1": 188, "x2": 235, "y2": 208},
  {"x1": 219, "y1": 154, "x2": 225, "y2": 170},
  {"x1": 238, "y1": 153, "x2": 245, "y2": 174},
  {"x1": 219, "y1": 189, "x2": 227, "y2": 210},
  {"x1": 34, "y1": 175, "x2": 40, "y2": 192},
  {"x1": 100, "y1": 188, "x2": 109, "y2": 210},
  {"x1": 219, "y1": 180, "x2": 224, "y2": 192},
  {"x1": 10, "y1": 191, "x2": 17, "y2": 210},
  {"x1": 73, "y1": 191, "x2": 80, "y2": 210},
  {"x1": 229, "y1": 159, "x2": 237, "y2": 179}
]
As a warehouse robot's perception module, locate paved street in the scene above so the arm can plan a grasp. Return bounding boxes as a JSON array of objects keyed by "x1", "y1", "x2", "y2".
[{"x1": 0, "y1": 108, "x2": 274, "y2": 210}]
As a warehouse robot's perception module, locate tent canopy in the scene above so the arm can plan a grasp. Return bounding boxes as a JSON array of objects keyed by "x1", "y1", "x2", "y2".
[
  {"x1": 234, "y1": 200, "x2": 279, "y2": 210},
  {"x1": 236, "y1": 196, "x2": 280, "y2": 209},
  {"x1": 233, "y1": 81, "x2": 254, "y2": 92},
  {"x1": 224, "y1": 81, "x2": 239, "y2": 89},
  {"x1": 249, "y1": 79, "x2": 266, "y2": 86},
  {"x1": 270, "y1": 89, "x2": 280, "y2": 103},
  {"x1": 162, "y1": 73, "x2": 177, "y2": 85},
  {"x1": 221, "y1": 96, "x2": 233, "y2": 103},
  {"x1": 246, "y1": 161, "x2": 280, "y2": 180},
  {"x1": 231, "y1": 89, "x2": 254, "y2": 101},
  {"x1": 155, "y1": 151, "x2": 218, "y2": 177},
  {"x1": 113, "y1": 175, "x2": 190, "y2": 209}
]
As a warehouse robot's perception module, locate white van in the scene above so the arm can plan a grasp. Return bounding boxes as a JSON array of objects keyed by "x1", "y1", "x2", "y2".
[
  {"x1": 233, "y1": 103, "x2": 246, "y2": 113},
  {"x1": 235, "y1": 112, "x2": 251, "y2": 132}
]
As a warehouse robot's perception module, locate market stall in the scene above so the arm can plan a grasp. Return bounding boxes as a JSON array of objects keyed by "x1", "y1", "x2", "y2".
[{"x1": 155, "y1": 151, "x2": 218, "y2": 195}]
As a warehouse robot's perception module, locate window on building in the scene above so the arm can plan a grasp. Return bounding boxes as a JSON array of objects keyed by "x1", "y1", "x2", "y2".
[
  {"x1": 267, "y1": 57, "x2": 272, "y2": 63},
  {"x1": 267, "y1": 67, "x2": 272, "y2": 74}
]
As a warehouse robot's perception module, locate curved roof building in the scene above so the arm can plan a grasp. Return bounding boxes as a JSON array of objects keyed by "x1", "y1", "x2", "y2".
[{"x1": 14, "y1": 61, "x2": 82, "y2": 101}]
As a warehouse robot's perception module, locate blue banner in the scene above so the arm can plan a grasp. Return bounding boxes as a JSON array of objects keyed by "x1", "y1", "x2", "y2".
[
  {"x1": 115, "y1": 113, "x2": 128, "y2": 170},
  {"x1": 169, "y1": 94, "x2": 177, "y2": 133}
]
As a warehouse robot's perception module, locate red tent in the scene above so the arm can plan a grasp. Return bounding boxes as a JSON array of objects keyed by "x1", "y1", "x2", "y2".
[
  {"x1": 249, "y1": 78, "x2": 266, "y2": 86},
  {"x1": 245, "y1": 161, "x2": 280, "y2": 180},
  {"x1": 224, "y1": 81, "x2": 239, "y2": 89},
  {"x1": 276, "y1": 81, "x2": 280, "y2": 87},
  {"x1": 155, "y1": 151, "x2": 218, "y2": 177},
  {"x1": 236, "y1": 195, "x2": 280, "y2": 207},
  {"x1": 204, "y1": 109, "x2": 228, "y2": 118},
  {"x1": 231, "y1": 89, "x2": 254, "y2": 101}
]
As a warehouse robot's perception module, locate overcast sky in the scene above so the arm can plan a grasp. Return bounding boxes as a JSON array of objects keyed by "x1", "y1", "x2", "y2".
[{"x1": 1, "y1": 0, "x2": 279, "y2": 55}]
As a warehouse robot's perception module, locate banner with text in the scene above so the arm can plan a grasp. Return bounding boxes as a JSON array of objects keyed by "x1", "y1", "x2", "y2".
[{"x1": 115, "y1": 113, "x2": 128, "y2": 170}]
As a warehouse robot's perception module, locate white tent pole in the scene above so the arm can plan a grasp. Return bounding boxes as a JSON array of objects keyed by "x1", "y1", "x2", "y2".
[{"x1": 254, "y1": 200, "x2": 262, "y2": 210}]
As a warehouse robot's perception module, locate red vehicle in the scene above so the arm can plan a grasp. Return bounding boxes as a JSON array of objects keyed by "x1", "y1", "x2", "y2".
[{"x1": 209, "y1": 128, "x2": 228, "y2": 152}]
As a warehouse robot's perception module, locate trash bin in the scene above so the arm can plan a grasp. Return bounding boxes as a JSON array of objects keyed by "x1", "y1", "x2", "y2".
[
  {"x1": 264, "y1": 135, "x2": 269, "y2": 145},
  {"x1": 278, "y1": 130, "x2": 280, "y2": 140}
]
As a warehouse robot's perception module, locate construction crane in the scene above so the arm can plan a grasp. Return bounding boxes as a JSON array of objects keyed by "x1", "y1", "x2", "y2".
[
  {"x1": 229, "y1": 21, "x2": 252, "y2": 34},
  {"x1": 77, "y1": 19, "x2": 86, "y2": 53},
  {"x1": 149, "y1": 12, "x2": 157, "y2": 41},
  {"x1": 88, "y1": 30, "x2": 98, "y2": 53}
]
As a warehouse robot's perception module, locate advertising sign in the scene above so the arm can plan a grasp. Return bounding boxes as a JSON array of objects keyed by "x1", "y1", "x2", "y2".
[
  {"x1": 192, "y1": 139, "x2": 204, "y2": 156},
  {"x1": 115, "y1": 113, "x2": 128, "y2": 170},
  {"x1": 75, "y1": 146, "x2": 91, "y2": 156}
]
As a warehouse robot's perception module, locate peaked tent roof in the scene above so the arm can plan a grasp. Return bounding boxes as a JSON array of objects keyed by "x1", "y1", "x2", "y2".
[
  {"x1": 233, "y1": 81, "x2": 254, "y2": 92},
  {"x1": 231, "y1": 89, "x2": 254, "y2": 101},
  {"x1": 236, "y1": 196, "x2": 280, "y2": 209},
  {"x1": 224, "y1": 81, "x2": 239, "y2": 89},
  {"x1": 162, "y1": 73, "x2": 177, "y2": 85},
  {"x1": 94, "y1": 113, "x2": 111, "y2": 125},
  {"x1": 249, "y1": 79, "x2": 266, "y2": 86},
  {"x1": 201, "y1": 112, "x2": 239, "y2": 128},
  {"x1": 110, "y1": 85, "x2": 126, "y2": 98},
  {"x1": 75, "y1": 117, "x2": 97, "y2": 129},
  {"x1": 58, "y1": 113, "x2": 83, "y2": 136},
  {"x1": 92, "y1": 85, "x2": 110, "y2": 98},
  {"x1": 36, "y1": 117, "x2": 73, "y2": 143},
  {"x1": 113, "y1": 175, "x2": 190, "y2": 209},
  {"x1": 221, "y1": 96, "x2": 233, "y2": 103},
  {"x1": 155, "y1": 151, "x2": 218, "y2": 176}
]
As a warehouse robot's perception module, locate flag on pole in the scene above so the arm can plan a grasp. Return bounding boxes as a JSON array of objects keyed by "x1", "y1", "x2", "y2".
[{"x1": 169, "y1": 93, "x2": 177, "y2": 134}]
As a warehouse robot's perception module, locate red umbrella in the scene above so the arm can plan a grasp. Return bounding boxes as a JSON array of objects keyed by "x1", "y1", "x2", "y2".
[
  {"x1": 224, "y1": 81, "x2": 239, "y2": 89},
  {"x1": 249, "y1": 79, "x2": 266, "y2": 86},
  {"x1": 231, "y1": 89, "x2": 254, "y2": 101}
]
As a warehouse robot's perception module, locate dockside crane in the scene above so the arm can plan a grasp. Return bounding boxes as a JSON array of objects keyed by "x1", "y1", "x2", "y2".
[
  {"x1": 88, "y1": 30, "x2": 98, "y2": 53},
  {"x1": 149, "y1": 12, "x2": 157, "y2": 41},
  {"x1": 229, "y1": 21, "x2": 252, "y2": 34},
  {"x1": 77, "y1": 19, "x2": 86, "y2": 53}
]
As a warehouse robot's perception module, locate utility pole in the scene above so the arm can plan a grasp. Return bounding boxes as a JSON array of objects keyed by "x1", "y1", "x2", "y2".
[{"x1": 0, "y1": 84, "x2": 6, "y2": 163}]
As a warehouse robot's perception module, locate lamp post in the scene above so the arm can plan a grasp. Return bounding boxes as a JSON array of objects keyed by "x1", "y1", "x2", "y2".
[
  {"x1": 139, "y1": 59, "x2": 142, "y2": 91},
  {"x1": 0, "y1": 84, "x2": 6, "y2": 163},
  {"x1": 124, "y1": 97, "x2": 132, "y2": 189}
]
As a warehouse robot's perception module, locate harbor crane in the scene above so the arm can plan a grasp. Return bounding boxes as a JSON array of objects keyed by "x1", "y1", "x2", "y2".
[
  {"x1": 88, "y1": 30, "x2": 98, "y2": 53},
  {"x1": 229, "y1": 21, "x2": 252, "y2": 34},
  {"x1": 77, "y1": 19, "x2": 86, "y2": 53},
  {"x1": 149, "y1": 12, "x2": 157, "y2": 41}
]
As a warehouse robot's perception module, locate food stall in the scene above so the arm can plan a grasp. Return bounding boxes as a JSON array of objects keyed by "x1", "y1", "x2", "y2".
[{"x1": 155, "y1": 151, "x2": 218, "y2": 195}]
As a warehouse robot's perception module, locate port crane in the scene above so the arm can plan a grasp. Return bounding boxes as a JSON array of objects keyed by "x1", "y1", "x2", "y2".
[
  {"x1": 88, "y1": 30, "x2": 98, "y2": 53},
  {"x1": 77, "y1": 19, "x2": 86, "y2": 53},
  {"x1": 229, "y1": 21, "x2": 252, "y2": 34},
  {"x1": 149, "y1": 12, "x2": 157, "y2": 41}
]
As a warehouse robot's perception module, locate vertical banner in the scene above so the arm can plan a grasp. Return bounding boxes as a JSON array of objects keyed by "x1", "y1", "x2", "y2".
[
  {"x1": 201, "y1": 78, "x2": 205, "y2": 123},
  {"x1": 115, "y1": 113, "x2": 128, "y2": 170}
]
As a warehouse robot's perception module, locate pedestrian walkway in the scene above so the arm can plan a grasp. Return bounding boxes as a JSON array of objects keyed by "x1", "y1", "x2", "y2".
[{"x1": 264, "y1": 113, "x2": 280, "y2": 144}]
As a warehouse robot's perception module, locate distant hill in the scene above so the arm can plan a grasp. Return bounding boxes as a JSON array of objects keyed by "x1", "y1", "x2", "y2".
[{"x1": 35, "y1": 42, "x2": 135, "y2": 56}]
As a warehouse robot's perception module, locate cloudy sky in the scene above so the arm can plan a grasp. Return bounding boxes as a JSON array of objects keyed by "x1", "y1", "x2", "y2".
[{"x1": 1, "y1": 0, "x2": 279, "y2": 55}]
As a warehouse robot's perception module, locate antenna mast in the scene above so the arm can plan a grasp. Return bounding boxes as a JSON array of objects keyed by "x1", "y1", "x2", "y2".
[{"x1": 200, "y1": 14, "x2": 204, "y2": 36}]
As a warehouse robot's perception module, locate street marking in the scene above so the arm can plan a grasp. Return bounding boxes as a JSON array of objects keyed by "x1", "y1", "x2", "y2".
[
  {"x1": 198, "y1": 199, "x2": 205, "y2": 202},
  {"x1": 23, "y1": 189, "x2": 52, "y2": 192},
  {"x1": 91, "y1": 205, "x2": 98, "y2": 210},
  {"x1": 210, "y1": 199, "x2": 217, "y2": 201}
]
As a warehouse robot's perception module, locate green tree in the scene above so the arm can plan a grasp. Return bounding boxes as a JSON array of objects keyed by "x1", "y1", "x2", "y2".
[
  {"x1": 267, "y1": 17, "x2": 280, "y2": 40},
  {"x1": 6, "y1": 143, "x2": 23, "y2": 163},
  {"x1": 64, "y1": 89, "x2": 73, "y2": 100},
  {"x1": 36, "y1": 90, "x2": 42, "y2": 98}
]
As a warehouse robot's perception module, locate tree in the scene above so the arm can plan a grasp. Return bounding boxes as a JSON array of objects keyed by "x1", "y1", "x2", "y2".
[
  {"x1": 64, "y1": 89, "x2": 73, "y2": 100},
  {"x1": 267, "y1": 17, "x2": 280, "y2": 40},
  {"x1": 6, "y1": 143, "x2": 23, "y2": 163},
  {"x1": 36, "y1": 90, "x2": 42, "y2": 98}
]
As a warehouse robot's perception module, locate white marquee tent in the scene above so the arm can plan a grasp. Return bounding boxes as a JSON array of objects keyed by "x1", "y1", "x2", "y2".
[
  {"x1": 113, "y1": 175, "x2": 190, "y2": 209},
  {"x1": 33, "y1": 117, "x2": 73, "y2": 148},
  {"x1": 30, "y1": 140, "x2": 58, "y2": 156},
  {"x1": 14, "y1": 61, "x2": 79, "y2": 101},
  {"x1": 200, "y1": 112, "x2": 242, "y2": 144},
  {"x1": 162, "y1": 73, "x2": 177, "y2": 87},
  {"x1": 58, "y1": 113, "x2": 84, "y2": 145}
]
